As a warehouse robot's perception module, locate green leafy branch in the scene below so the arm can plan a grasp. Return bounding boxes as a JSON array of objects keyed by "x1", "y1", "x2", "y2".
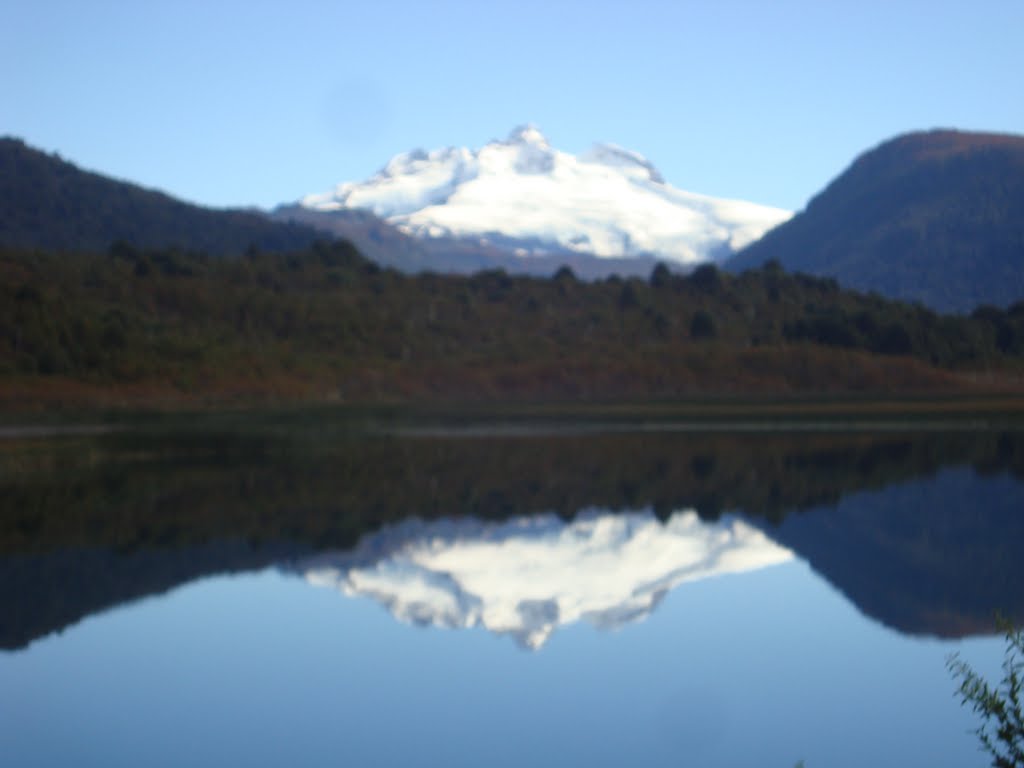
[{"x1": 948, "y1": 624, "x2": 1024, "y2": 768}]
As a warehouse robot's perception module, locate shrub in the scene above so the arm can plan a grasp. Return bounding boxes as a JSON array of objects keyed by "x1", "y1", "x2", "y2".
[{"x1": 948, "y1": 624, "x2": 1024, "y2": 768}]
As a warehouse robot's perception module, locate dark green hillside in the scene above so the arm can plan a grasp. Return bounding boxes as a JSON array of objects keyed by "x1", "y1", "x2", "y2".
[
  {"x1": 2, "y1": 240, "x2": 1023, "y2": 408},
  {"x1": 728, "y1": 130, "x2": 1024, "y2": 313},
  {"x1": 0, "y1": 137, "x2": 320, "y2": 255}
]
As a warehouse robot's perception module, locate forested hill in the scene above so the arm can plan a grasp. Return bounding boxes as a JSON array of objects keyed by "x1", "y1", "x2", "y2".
[
  {"x1": 727, "y1": 130, "x2": 1024, "y2": 313},
  {"x1": 0, "y1": 137, "x2": 321, "y2": 256},
  {"x1": 3, "y1": 240, "x2": 1023, "y2": 408}
]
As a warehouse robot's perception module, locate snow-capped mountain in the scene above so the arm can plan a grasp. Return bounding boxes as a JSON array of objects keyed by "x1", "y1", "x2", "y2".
[
  {"x1": 300, "y1": 126, "x2": 792, "y2": 267},
  {"x1": 285, "y1": 509, "x2": 793, "y2": 650}
]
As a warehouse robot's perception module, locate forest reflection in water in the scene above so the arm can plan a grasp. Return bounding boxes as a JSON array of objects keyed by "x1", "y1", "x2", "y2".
[{"x1": 1, "y1": 412, "x2": 1023, "y2": 651}]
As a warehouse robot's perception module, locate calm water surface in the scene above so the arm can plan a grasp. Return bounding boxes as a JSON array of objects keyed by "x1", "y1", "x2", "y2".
[{"x1": 1, "y1": 416, "x2": 1021, "y2": 767}]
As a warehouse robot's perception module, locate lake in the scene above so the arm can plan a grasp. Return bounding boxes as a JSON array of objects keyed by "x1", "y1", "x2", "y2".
[{"x1": 2, "y1": 409, "x2": 1022, "y2": 767}]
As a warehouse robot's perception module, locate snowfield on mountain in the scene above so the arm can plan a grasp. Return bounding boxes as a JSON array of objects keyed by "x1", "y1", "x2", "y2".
[{"x1": 302, "y1": 126, "x2": 792, "y2": 266}]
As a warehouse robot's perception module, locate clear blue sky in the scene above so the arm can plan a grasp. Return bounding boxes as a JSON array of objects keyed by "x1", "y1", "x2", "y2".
[{"x1": 3, "y1": 0, "x2": 1022, "y2": 212}]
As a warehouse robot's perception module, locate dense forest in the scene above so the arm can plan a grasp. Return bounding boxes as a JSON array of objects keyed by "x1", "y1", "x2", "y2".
[{"x1": 2, "y1": 239, "x2": 1024, "y2": 408}]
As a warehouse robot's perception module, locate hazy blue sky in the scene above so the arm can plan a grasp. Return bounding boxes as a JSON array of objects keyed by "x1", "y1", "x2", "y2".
[{"x1": 3, "y1": 0, "x2": 1022, "y2": 212}]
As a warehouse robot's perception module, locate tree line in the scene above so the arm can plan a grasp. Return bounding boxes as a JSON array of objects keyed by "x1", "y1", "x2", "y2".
[{"x1": 2, "y1": 241, "x2": 1023, "y2": 403}]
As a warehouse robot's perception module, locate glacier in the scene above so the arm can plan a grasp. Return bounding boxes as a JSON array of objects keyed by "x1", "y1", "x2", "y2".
[
  {"x1": 286, "y1": 509, "x2": 793, "y2": 650},
  {"x1": 301, "y1": 125, "x2": 792, "y2": 267}
]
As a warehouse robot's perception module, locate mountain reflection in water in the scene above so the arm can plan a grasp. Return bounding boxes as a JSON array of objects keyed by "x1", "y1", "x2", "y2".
[
  {"x1": 2, "y1": 418, "x2": 1023, "y2": 651},
  {"x1": 289, "y1": 510, "x2": 792, "y2": 649}
]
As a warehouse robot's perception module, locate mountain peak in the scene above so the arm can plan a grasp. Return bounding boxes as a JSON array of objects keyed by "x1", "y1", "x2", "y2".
[
  {"x1": 301, "y1": 128, "x2": 792, "y2": 266},
  {"x1": 504, "y1": 124, "x2": 548, "y2": 147}
]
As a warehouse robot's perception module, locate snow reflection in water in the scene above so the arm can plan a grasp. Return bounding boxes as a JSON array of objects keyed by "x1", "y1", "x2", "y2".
[{"x1": 288, "y1": 509, "x2": 792, "y2": 649}]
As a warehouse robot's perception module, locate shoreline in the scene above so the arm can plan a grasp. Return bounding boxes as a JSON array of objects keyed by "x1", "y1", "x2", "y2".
[{"x1": 3, "y1": 391, "x2": 1024, "y2": 434}]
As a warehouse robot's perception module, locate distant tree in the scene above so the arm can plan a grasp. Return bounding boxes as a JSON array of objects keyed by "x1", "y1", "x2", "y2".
[
  {"x1": 974, "y1": 305, "x2": 1006, "y2": 325},
  {"x1": 649, "y1": 262, "x2": 671, "y2": 289},
  {"x1": 618, "y1": 281, "x2": 640, "y2": 309},
  {"x1": 650, "y1": 309, "x2": 670, "y2": 339},
  {"x1": 762, "y1": 259, "x2": 785, "y2": 302},
  {"x1": 475, "y1": 269, "x2": 514, "y2": 302},
  {"x1": 553, "y1": 265, "x2": 577, "y2": 282},
  {"x1": 809, "y1": 315, "x2": 857, "y2": 348},
  {"x1": 997, "y1": 323, "x2": 1018, "y2": 355},
  {"x1": 688, "y1": 263, "x2": 722, "y2": 293},
  {"x1": 107, "y1": 240, "x2": 137, "y2": 261},
  {"x1": 874, "y1": 322, "x2": 913, "y2": 356},
  {"x1": 690, "y1": 310, "x2": 717, "y2": 340}
]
